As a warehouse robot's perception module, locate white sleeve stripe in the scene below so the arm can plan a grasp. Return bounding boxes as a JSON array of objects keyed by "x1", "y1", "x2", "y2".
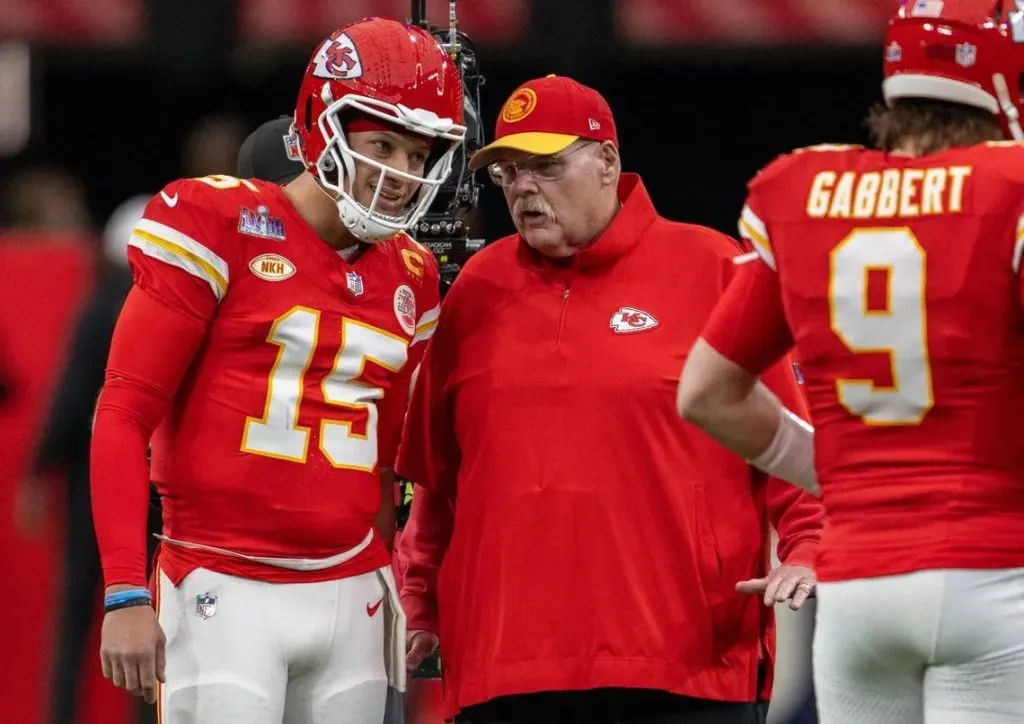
[
  {"x1": 416, "y1": 304, "x2": 440, "y2": 329},
  {"x1": 740, "y1": 204, "x2": 768, "y2": 241},
  {"x1": 732, "y1": 251, "x2": 760, "y2": 265},
  {"x1": 135, "y1": 218, "x2": 230, "y2": 285},
  {"x1": 129, "y1": 231, "x2": 227, "y2": 300},
  {"x1": 1014, "y1": 214, "x2": 1024, "y2": 274},
  {"x1": 738, "y1": 218, "x2": 777, "y2": 272},
  {"x1": 411, "y1": 325, "x2": 436, "y2": 346}
]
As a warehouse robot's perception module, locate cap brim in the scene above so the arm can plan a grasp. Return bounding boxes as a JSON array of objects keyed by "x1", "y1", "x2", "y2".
[{"x1": 468, "y1": 132, "x2": 579, "y2": 171}]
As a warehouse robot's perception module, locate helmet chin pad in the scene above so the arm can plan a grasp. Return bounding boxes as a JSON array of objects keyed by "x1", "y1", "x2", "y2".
[{"x1": 337, "y1": 195, "x2": 412, "y2": 243}]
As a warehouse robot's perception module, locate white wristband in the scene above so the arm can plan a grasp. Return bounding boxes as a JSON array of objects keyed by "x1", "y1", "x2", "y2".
[{"x1": 749, "y1": 406, "x2": 819, "y2": 496}]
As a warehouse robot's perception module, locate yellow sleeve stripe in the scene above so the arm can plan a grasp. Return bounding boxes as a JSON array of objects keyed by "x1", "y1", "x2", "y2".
[
  {"x1": 129, "y1": 221, "x2": 229, "y2": 299},
  {"x1": 415, "y1": 318, "x2": 438, "y2": 334},
  {"x1": 1014, "y1": 214, "x2": 1024, "y2": 274},
  {"x1": 740, "y1": 204, "x2": 768, "y2": 241},
  {"x1": 412, "y1": 317, "x2": 438, "y2": 343},
  {"x1": 738, "y1": 204, "x2": 777, "y2": 272},
  {"x1": 416, "y1": 304, "x2": 440, "y2": 330},
  {"x1": 411, "y1": 304, "x2": 440, "y2": 346}
]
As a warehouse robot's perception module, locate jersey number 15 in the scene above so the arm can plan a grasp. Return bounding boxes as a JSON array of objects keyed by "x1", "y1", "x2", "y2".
[{"x1": 241, "y1": 306, "x2": 410, "y2": 470}]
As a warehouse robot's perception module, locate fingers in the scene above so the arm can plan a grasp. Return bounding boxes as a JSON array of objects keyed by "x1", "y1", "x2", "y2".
[
  {"x1": 138, "y1": 650, "x2": 159, "y2": 704},
  {"x1": 790, "y1": 581, "x2": 815, "y2": 610},
  {"x1": 406, "y1": 631, "x2": 439, "y2": 671},
  {"x1": 156, "y1": 633, "x2": 167, "y2": 684},
  {"x1": 110, "y1": 658, "x2": 127, "y2": 689},
  {"x1": 763, "y1": 572, "x2": 784, "y2": 606},
  {"x1": 735, "y1": 577, "x2": 768, "y2": 595},
  {"x1": 740, "y1": 567, "x2": 817, "y2": 607},
  {"x1": 100, "y1": 608, "x2": 164, "y2": 699},
  {"x1": 122, "y1": 656, "x2": 142, "y2": 697}
]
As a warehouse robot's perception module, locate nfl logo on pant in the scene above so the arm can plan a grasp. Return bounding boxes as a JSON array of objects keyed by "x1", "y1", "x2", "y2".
[{"x1": 195, "y1": 593, "x2": 218, "y2": 620}]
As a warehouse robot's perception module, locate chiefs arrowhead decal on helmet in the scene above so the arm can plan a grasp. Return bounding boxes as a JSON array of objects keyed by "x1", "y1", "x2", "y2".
[{"x1": 311, "y1": 33, "x2": 363, "y2": 81}]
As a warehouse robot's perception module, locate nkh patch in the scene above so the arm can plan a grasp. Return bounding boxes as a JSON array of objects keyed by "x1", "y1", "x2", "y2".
[{"x1": 249, "y1": 253, "x2": 295, "y2": 281}]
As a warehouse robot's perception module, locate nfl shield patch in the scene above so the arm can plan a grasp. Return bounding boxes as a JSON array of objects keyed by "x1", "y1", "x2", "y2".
[
  {"x1": 283, "y1": 131, "x2": 301, "y2": 161},
  {"x1": 346, "y1": 270, "x2": 365, "y2": 296},
  {"x1": 911, "y1": 0, "x2": 944, "y2": 18},
  {"x1": 955, "y1": 42, "x2": 977, "y2": 68},
  {"x1": 195, "y1": 592, "x2": 217, "y2": 620}
]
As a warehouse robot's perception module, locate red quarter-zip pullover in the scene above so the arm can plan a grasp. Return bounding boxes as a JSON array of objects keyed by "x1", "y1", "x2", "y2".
[{"x1": 396, "y1": 174, "x2": 822, "y2": 719}]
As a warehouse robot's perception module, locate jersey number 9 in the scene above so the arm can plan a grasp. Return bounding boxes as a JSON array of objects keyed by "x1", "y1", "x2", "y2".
[{"x1": 829, "y1": 227, "x2": 934, "y2": 425}]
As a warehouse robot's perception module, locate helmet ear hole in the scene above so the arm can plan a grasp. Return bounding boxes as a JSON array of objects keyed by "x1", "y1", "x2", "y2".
[{"x1": 319, "y1": 154, "x2": 340, "y2": 189}]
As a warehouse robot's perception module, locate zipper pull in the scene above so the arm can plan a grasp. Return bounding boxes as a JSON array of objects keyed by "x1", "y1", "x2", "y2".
[{"x1": 562, "y1": 288, "x2": 570, "y2": 301}]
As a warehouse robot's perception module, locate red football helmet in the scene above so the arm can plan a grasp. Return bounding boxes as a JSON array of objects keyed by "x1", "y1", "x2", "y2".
[
  {"x1": 292, "y1": 17, "x2": 466, "y2": 242},
  {"x1": 883, "y1": 0, "x2": 1024, "y2": 139}
]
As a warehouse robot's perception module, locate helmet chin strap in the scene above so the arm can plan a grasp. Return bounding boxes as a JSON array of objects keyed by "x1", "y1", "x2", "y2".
[{"x1": 993, "y1": 73, "x2": 1024, "y2": 140}]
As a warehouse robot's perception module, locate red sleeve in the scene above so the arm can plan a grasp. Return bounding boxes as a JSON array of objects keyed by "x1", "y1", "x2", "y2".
[
  {"x1": 395, "y1": 483, "x2": 454, "y2": 632},
  {"x1": 758, "y1": 357, "x2": 823, "y2": 567},
  {"x1": 126, "y1": 179, "x2": 232, "y2": 321},
  {"x1": 395, "y1": 301, "x2": 460, "y2": 494},
  {"x1": 701, "y1": 256, "x2": 793, "y2": 376},
  {"x1": 90, "y1": 286, "x2": 209, "y2": 586},
  {"x1": 377, "y1": 364, "x2": 416, "y2": 471}
]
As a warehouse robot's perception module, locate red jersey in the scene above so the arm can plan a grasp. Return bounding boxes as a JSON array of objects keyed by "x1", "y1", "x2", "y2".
[
  {"x1": 702, "y1": 142, "x2": 1024, "y2": 583},
  {"x1": 395, "y1": 175, "x2": 823, "y2": 716},
  {"x1": 91, "y1": 175, "x2": 439, "y2": 586}
]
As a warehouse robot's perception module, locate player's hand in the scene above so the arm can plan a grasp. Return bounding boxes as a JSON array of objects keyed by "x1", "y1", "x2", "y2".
[
  {"x1": 406, "y1": 629, "x2": 439, "y2": 672},
  {"x1": 100, "y1": 588, "x2": 166, "y2": 704},
  {"x1": 736, "y1": 564, "x2": 817, "y2": 610}
]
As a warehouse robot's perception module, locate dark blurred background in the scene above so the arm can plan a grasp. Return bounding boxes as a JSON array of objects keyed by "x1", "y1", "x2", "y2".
[{"x1": 0, "y1": 1, "x2": 889, "y2": 722}]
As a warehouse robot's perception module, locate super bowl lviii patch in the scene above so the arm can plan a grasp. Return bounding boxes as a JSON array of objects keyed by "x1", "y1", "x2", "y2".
[{"x1": 239, "y1": 206, "x2": 286, "y2": 241}]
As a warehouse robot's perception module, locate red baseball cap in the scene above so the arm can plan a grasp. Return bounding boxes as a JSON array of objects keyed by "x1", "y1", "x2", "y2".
[{"x1": 468, "y1": 74, "x2": 618, "y2": 171}]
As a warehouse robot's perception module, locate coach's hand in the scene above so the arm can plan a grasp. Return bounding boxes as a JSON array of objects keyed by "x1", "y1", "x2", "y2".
[
  {"x1": 736, "y1": 564, "x2": 816, "y2": 610},
  {"x1": 406, "y1": 629, "x2": 440, "y2": 672},
  {"x1": 100, "y1": 587, "x2": 166, "y2": 705}
]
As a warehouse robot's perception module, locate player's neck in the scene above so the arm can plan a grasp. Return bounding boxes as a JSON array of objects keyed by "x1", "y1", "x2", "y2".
[
  {"x1": 283, "y1": 172, "x2": 358, "y2": 250},
  {"x1": 892, "y1": 135, "x2": 962, "y2": 158},
  {"x1": 891, "y1": 141, "x2": 927, "y2": 158}
]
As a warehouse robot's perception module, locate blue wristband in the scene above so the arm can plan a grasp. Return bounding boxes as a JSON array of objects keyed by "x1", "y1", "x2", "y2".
[{"x1": 104, "y1": 589, "x2": 152, "y2": 609}]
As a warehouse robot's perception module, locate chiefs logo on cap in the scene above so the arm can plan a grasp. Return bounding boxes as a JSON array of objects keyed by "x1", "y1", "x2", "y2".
[{"x1": 501, "y1": 87, "x2": 538, "y2": 123}]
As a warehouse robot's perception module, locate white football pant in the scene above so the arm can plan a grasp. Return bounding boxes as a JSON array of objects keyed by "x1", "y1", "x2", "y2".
[
  {"x1": 814, "y1": 568, "x2": 1024, "y2": 724},
  {"x1": 157, "y1": 566, "x2": 394, "y2": 724}
]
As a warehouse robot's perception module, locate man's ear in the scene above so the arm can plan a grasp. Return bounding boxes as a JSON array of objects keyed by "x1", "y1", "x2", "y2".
[{"x1": 599, "y1": 141, "x2": 621, "y2": 186}]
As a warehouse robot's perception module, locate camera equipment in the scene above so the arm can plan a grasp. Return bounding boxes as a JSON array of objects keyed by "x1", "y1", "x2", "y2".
[{"x1": 410, "y1": 0, "x2": 487, "y2": 297}]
